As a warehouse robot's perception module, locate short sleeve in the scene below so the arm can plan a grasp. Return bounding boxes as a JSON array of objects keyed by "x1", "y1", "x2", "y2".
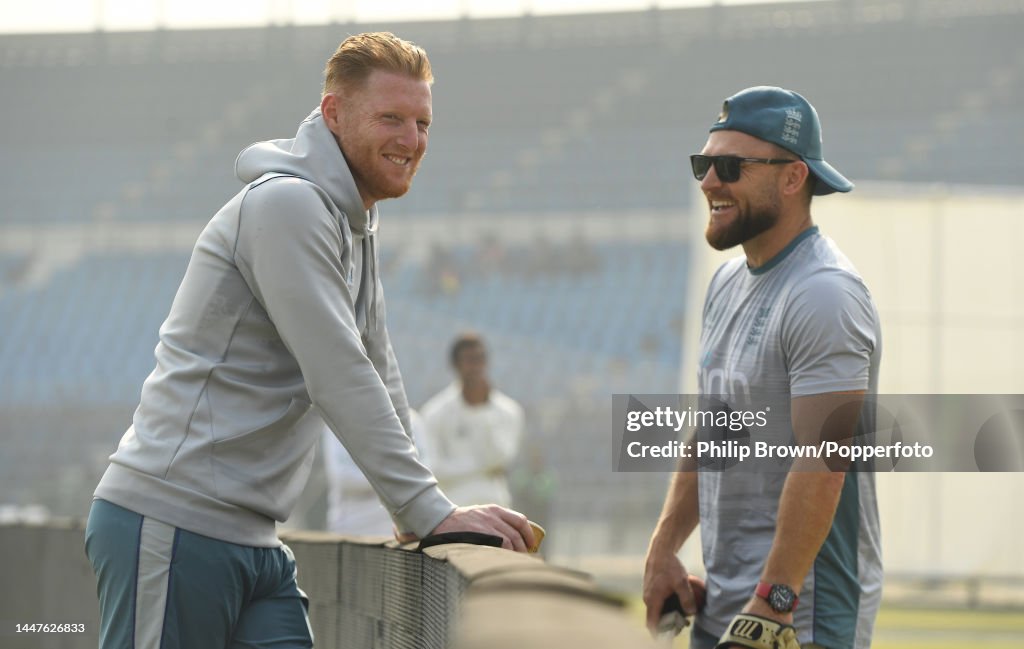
[{"x1": 781, "y1": 270, "x2": 878, "y2": 397}]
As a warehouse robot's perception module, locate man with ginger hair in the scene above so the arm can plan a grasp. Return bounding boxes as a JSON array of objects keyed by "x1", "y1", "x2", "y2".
[{"x1": 85, "y1": 32, "x2": 535, "y2": 649}]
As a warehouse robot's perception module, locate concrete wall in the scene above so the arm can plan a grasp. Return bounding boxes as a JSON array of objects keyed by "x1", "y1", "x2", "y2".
[
  {"x1": 0, "y1": 521, "x2": 98, "y2": 649},
  {"x1": 0, "y1": 524, "x2": 654, "y2": 649}
]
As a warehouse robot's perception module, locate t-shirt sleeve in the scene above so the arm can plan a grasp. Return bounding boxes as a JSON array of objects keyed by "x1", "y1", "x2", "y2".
[{"x1": 781, "y1": 269, "x2": 878, "y2": 397}]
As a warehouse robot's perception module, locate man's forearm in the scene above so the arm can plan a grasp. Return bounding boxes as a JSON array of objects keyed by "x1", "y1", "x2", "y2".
[
  {"x1": 760, "y1": 461, "x2": 846, "y2": 591},
  {"x1": 758, "y1": 391, "x2": 864, "y2": 592},
  {"x1": 643, "y1": 465, "x2": 702, "y2": 628},
  {"x1": 648, "y1": 468, "x2": 700, "y2": 556}
]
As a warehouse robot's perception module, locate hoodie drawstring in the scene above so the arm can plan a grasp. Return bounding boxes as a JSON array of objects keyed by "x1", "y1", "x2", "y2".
[{"x1": 354, "y1": 234, "x2": 379, "y2": 336}]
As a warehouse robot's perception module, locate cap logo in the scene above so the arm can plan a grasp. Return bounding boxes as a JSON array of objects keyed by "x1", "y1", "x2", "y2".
[
  {"x1": 782, "y1": 108, "x2": 802, "y2": 145},
  {"x1": 717, "y1": 101, "x2": 729, "y2": 123}
]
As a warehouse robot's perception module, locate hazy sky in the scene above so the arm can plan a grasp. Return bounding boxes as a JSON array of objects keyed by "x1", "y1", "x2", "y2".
[{"x1": 1, "y1": 0, "x2": 812, "y2": 33}]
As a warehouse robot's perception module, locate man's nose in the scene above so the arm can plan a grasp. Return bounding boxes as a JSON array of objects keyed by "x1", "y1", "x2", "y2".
[
  {"x1": 699, "y1": 164, "x2": 722, "y2": 191},
  {"x1": 396, "y1": 120, "x2": 418, "y2": 150}
]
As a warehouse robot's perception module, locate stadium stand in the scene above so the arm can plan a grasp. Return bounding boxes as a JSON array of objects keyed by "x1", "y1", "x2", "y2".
[
  {"x1": 1, "y1": 1, "x2": 1021, "y2": 223},
  {"x1": 1, "y1": 0, "x2": 1022, "y2": 554},
  {"x1": 0, "y1": 252, "x2": 184, "y2": 403}
]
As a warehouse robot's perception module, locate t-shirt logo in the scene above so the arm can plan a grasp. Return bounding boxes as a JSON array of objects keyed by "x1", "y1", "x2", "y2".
[{"x1": 746, "y1": 306, "x2": 771, "y2": 346}]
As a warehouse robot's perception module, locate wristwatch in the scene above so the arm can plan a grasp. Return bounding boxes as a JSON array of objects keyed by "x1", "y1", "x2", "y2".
[{"x1": 755, "y1": 582, "x2": 799, "y2": 613}]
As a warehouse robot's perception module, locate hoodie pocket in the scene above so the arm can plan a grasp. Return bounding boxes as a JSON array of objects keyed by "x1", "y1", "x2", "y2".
[{"x1": 210, "y1": 397, "x2": 315, "y2": 520}]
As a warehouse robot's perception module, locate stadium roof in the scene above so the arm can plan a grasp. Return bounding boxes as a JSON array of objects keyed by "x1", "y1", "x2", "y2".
[{"x1": 3, "y1": 0, "x2": 828, "y2": 35}]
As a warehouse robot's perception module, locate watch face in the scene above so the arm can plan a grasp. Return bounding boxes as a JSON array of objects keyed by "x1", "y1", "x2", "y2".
[{"x1": 768, "y1": 585, "x2": 796, "y2": 612}]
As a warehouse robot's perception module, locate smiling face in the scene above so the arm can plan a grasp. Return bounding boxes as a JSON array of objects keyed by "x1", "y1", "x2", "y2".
[
  {"x1": 323, "y1": 69, "x2": 432, "y2": 210},
  {"x1": 698, "y1": 130, "x2": 792, "y2": 251}
]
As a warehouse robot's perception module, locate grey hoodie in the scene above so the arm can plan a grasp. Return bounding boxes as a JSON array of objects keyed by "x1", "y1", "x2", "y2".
[{"x1": 95, "y1": 109, "x2": 455, "y2": 546}]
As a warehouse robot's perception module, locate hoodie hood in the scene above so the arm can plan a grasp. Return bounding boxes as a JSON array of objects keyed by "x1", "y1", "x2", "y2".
[{"x1": 235, "y1": 108, "x2": 378, "y2": 235}]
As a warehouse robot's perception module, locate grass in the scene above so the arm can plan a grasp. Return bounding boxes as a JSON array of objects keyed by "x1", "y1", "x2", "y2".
[
  {"x1": 625, "y1": 599, "x2": 1024, "y2": 648},
  {"x1": 871, "y1": 607, "x2": 1024, "y2": 649}
]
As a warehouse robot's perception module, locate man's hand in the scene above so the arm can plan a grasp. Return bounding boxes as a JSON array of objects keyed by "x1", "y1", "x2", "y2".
[
  {"x1": 431, "y1": 504, "x2": 536, "y2": 552},
  {"x1": 642, "y1": 548, "x2": 700, "y2": 634},
  {"x1": 393, "y1": 526, "x2": 417, "y2": 544}
]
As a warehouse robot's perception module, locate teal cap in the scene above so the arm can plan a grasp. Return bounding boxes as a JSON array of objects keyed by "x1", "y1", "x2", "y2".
[{"x1": 709, "y1": 86, "x2": 853, "y2": 195}]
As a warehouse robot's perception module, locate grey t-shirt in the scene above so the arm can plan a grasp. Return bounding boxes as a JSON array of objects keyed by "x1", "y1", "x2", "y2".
[{"x1": 695, "y1": 226, "x2": 883, "y2": 649}]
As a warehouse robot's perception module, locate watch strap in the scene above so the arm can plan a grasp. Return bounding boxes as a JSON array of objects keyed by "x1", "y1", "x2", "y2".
[{"x1": 755, "y1": 581, "x2": 799, "y2": 612}]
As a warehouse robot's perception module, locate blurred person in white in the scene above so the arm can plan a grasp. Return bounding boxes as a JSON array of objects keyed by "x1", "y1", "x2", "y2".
[
  {"x1": 84, "y1": 32, "x2": 535, "y2": 649},
  {"x1": 420, "y1": 333, "x2": 524, "y2": 507},
  {"x1": 321, "y1": 409, "x2": 428, "y2": 536}
]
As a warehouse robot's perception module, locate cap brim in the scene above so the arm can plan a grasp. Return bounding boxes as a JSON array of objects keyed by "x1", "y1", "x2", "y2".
[{"x1": 805, "y1": 158, "x2": 853, "y2": 195}]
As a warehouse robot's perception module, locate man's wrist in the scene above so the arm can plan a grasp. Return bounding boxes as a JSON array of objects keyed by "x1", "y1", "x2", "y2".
[
  {"x1": 645, "y1": 532, "x2": 682, "y2": 562},
  {"x1": 742, "y1": 595, "x2": 795, "y2": 625},
  {"x1": 755, "y1": 581, "x2": 800, "y2": 613}
]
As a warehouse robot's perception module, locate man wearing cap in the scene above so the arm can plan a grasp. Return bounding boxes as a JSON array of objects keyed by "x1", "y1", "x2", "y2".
[{"x1": 643, "y1": 86, "x2": 882, "y2": 649}]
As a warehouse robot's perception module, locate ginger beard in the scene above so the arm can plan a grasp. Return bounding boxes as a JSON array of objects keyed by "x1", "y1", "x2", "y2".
[{"x1": 704, "y1": 179, "x2": 782, "y2": 251}]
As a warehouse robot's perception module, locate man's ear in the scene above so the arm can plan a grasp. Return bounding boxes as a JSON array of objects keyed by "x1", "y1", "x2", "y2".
[
  {"x1": 781, "y1": 160, "x2": 811, "y2": 198},
  {"x1": 320, "y1": 93, "x2": 339, "y2": 131}
]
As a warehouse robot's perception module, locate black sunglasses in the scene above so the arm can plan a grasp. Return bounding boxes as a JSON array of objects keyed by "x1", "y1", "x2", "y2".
[{"x1": 690, "y1": 154, "x2": 797, "y2": 183}]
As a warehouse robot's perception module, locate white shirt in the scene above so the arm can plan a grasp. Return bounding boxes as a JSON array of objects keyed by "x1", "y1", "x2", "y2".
[
  {"x1": 321, "y1": 409, "x2": 428, "y2": 537},
  {"x1": 419, "y1": 383, "x2": 525, "y2": 507}
]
